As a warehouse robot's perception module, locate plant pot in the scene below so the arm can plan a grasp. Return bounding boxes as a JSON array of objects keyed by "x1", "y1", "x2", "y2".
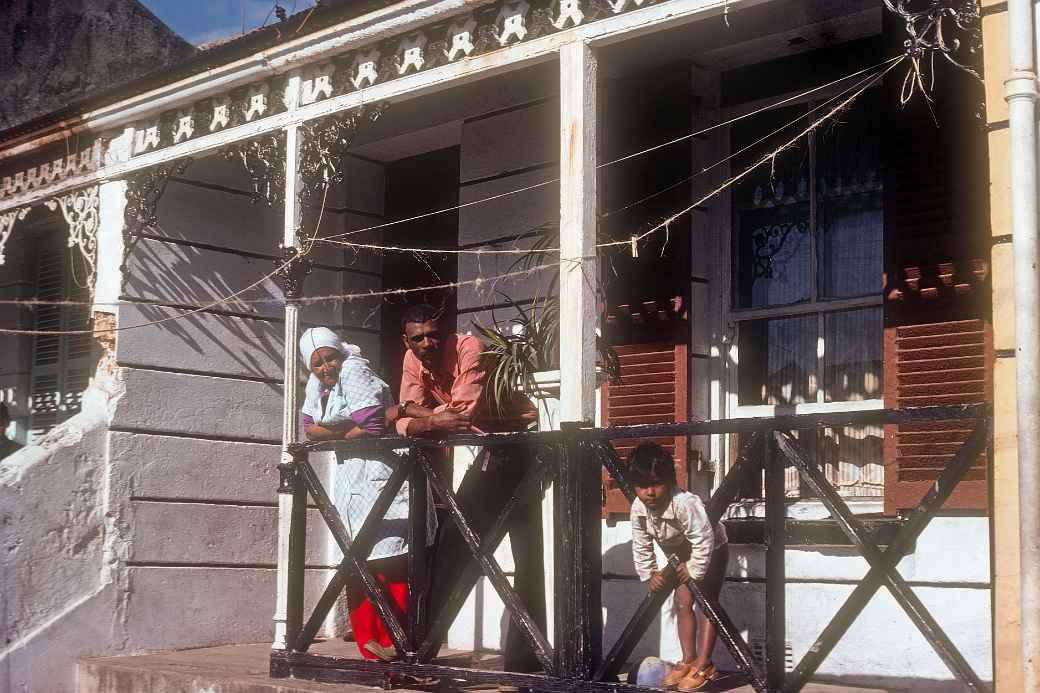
[{"x1": 529, "y1": 369, "x2": 604, "y2": 431}]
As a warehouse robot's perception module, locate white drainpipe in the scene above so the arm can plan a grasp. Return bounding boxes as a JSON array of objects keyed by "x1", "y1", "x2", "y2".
[{"x1": 1007, "y1": 0, "x2": 1040, "y2": 686}]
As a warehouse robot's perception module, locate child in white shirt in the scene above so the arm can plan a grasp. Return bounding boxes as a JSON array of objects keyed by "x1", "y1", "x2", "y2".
[{"x1": 628, "y1": 442, "x2": 729, "y2": 691}]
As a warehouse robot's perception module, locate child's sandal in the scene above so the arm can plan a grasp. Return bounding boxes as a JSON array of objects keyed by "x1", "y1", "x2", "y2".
[
  {"x1": 676, "y1": 663, "x2": 719, "y2": 692},
  {"x1": 660, "y1": 662, "x2": 694, "y2": 689}
]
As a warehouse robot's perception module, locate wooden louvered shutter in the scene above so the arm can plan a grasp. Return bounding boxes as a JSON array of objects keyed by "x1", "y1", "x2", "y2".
[
  {"x1": 601, "y1": 343, "x2": 688, "y2": 520},
  {"x1": 29, "y1": 240, "x2": 93, "y2": 441},
  {"x1": 882, "y1": 320, "x2": 992, "y2": 514},
  {"x1": 879, "y1": 12, "x2": 991, "y2": 515}
]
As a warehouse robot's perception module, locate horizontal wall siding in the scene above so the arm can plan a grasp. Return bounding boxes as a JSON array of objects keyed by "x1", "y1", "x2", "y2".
[
  {"x1": 460, "y1": 99, "x2": 558, "y2": 183},
  {"x1": 128, "y1": 502, "x2": 330, "y2": 565},
  {"x1": 158, "y1": 178, "x2": 283, "y2": 254},
  {"x1": 457, "y1": 102, "x2": 558, "y2": 332},
  {"x1": 112, "y1": 368, "x2": 282, "y2": 442},
  {"x1": 123, "y1": 567, "x2": 329, "y2": 652},
  {"x1": 122, "y1": 237, "x2": 345, "y2": 325},
  {"x1": 108, "y1": 432, "x2": 281, "y2": 503},
  {"x1": 107, "y1": 152, "x2": 389, "y2": 656},
  {"x1": 116, "y1": 304, "x2": 283, "y2": 381}
]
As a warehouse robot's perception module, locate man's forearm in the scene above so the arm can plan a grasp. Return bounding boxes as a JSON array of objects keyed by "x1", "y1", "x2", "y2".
[{"x1": 404, "y1": 416, "x2": 437, "y2": 436}]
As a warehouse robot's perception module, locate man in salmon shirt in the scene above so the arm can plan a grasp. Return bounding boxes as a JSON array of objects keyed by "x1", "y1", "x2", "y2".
[{"x1": 393, "y1": 303, "x2": 545, "y2": 674}]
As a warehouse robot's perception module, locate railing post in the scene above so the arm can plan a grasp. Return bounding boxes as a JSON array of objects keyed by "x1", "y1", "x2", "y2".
[
  {"x1": 407, "y1": 446, "x2": 428, "y2": 658},
  {"x1": 273, "y1": 75, "x2": 311, "y2": 651},
  {"x1": 554, "y1": 421, "x2": 601, "y2": 679},
  {"x1": 277, "y1": 448, "x2": 309, "y2": 652},
  {"x1": 764, "y1": 434, "x2": 786, "y2": 691}
]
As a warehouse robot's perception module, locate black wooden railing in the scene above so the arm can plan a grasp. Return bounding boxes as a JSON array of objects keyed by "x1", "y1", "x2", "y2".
[{"x1": 269, "y1": 403, "x2": 991, "y2": 693}]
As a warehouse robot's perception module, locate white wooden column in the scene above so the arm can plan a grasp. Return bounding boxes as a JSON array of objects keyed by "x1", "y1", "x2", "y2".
[
  {"x1": 273, "y1": 75, "x2": 305, "y2": 651},
  {"x1": 558, "y1": 40, "x2": 599, "y2": 424}
]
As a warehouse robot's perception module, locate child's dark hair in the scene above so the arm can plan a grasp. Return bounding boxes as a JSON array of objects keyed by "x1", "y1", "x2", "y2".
[{"x1": 626, "y1": 442, "x2": 677, "y2": 487}]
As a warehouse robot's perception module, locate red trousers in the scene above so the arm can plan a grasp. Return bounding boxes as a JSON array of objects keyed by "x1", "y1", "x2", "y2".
[{"x1": 346, "y1": 557, "x2": 408, "y2": 660}]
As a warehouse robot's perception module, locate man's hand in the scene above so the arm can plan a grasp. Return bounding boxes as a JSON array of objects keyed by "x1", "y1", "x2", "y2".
[
  {"x1": 674, "y1": 562, "x2": 691, "y2": 585},
  {"x1": 429, "y1": 407, "x2": 471, "y2": 433},
  {"x1": 648, "y1": 570, "x2": 668, "y2": 593}
]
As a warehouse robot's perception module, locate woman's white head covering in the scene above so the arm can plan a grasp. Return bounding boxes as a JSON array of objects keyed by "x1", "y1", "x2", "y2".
[{"x1": 299, "y1": 327, "x2": 360, "y2": 365}]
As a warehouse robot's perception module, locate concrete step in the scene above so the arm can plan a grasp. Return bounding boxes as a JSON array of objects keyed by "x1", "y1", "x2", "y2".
[{"x1": 77, "y1": 641, "x2": 412, "y2": 693}]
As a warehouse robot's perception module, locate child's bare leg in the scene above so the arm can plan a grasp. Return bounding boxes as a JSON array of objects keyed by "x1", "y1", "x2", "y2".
[
  {"x1": 692, "y1": 606, "x2": 716, "y2": 670},
  {"x1": 675, "y1": 584, "x2": 697, "y2": 664}
]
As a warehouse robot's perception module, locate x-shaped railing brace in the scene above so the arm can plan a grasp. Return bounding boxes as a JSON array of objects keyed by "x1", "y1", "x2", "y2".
[
  {"x1": 294, "y1": 451, "x2": 414, "y2": 655},
  {"x1": 592, "y1": 435, "x2": 769, "y2": 693},
  {"x1": 292, "y1": 444, "x2": 556, "y2": 672},
  {"x1": 412, "y1": 446, "x2": 553, "y2": 666},
  {"x1": 778, "y1": 418, "x2": 992, "y2": 693}
]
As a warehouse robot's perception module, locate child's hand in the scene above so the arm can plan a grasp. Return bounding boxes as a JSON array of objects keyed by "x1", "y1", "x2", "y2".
[
  {"x1": 674, "y1": 563, "x2": 691, "y2": 584},
  {"x1": 648, "y1": 570, "x2": 667, "y2": 593}
]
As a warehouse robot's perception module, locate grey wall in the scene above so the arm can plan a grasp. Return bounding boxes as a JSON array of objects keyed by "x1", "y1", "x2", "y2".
[
  {"x1": 110, "y1": 151, "x2": 386, "y2": 653},
  {"x1": 456, "y1": 98, "x2": 559, "y2": 334}
]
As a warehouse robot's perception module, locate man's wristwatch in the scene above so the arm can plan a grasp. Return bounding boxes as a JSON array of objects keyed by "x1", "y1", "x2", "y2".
[{"x1": 398, "y1": 400, "x2": 414, "y2": 419}]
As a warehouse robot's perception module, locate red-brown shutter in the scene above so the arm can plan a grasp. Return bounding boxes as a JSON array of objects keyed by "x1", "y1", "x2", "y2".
[
  {"x1": 600, "y1": 343, "x2": 688, "y2": 520},
  {"x1": 879, "y1": 14, "x2": 991, "y2": 516},
  {"x1": 882, "y1": 319, "x2": 992, "y2": 515}
]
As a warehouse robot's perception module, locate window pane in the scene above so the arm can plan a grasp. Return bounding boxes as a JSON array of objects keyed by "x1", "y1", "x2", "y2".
[
  {"x1": 736, "y1": 204, "x2": 811, "y2": 308},
  {"x1": 823, "y1": 307, "x2": 883, "y2": 402},
  {"x1": 821, "y1": 425, "x2": 884, "y2": 498},
  {"x1": 732, "y1": 105, "x2": 812, "y2": 309},
  {"x1": 738, "y1": 315, "x2": 817, "y2": 405},
  {"x1": 816, "y1": 90, "x2": 883, "y2": 299}
]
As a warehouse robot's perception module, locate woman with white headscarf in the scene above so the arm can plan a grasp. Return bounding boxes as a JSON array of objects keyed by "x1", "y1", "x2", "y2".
[{"x1": 299, "y1": 326, "x2": 419, "y2": 662}]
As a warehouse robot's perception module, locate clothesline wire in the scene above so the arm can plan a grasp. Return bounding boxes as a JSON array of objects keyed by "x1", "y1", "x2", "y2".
[
  {"x1": 0, "y1": 262, "x2": 569, "y2": 332},
  {"x1": 0, "y1": 183, "x2": 332, "y2": 337},
  {"x1": 597, "y1": 57, "x2": 904, "y2": 251},
  {"x1": 318, "y1": 56, "x2": 901, "y2": 242},
  {"x1": 600, "y1": 60, "x2": 892, "y2": 219},
  {"x1": 0, "y1": 60, "x2": 900, "y2": 334},
  {"x1": 309, "y1": 59, "x2": 894, "y2": 257}
]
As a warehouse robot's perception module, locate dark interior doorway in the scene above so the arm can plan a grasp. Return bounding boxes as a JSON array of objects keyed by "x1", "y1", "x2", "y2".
[{"x1": 379, "y1": 146, "x2": 461, "y2": 396}]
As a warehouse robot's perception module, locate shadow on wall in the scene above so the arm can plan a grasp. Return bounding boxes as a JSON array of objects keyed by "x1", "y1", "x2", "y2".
[
  {"x1": 122, "y1": 236, "x2": 284, "y2": 384},
  {"x1": 484, "y1": 540, "x2": 666, "y2": 665},
  {"x1": 601, "y1": 539, "x2": 664, "y2": 663}
]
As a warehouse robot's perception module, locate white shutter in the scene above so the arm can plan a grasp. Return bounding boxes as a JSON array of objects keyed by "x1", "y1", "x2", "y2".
[{"x1": 28, "y1": 238, "x2": 93, "y2": 441}]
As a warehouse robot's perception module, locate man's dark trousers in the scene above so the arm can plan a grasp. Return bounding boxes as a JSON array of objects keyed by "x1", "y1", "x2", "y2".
[{"x1": 425, "y1": 445, "x2": 546, "y2": 672}]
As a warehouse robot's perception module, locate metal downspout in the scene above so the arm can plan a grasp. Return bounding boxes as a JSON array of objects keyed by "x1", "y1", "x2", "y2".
[{"x1": 1007, "y1": 0, "x2": 1040, "y2": 686}]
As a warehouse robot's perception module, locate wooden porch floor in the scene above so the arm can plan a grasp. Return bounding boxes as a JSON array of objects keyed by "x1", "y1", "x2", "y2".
[{"x1": 78, "y1": 641, "x2": 888, "y2": 693}]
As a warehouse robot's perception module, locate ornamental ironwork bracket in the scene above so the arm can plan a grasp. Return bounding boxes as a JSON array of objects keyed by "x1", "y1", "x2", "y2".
[
  {"x1": 123, "y1": 159, "x2": 194, "y2": 276},
  {"x1": 751, "y1": 220, "x2": 809, "y2": 280},
  {"x1": 0, "y1": 206, "x2": 30, "y2": 266},
  {"x1": 884, "y1": 0, "x2": 983, "y2": 86},
  {"x1": 298, "y1": 103, "x2": 389, "y2": 203},
  {"x1": 277, "y1": 245, "x2": 314, "y2": 300},
  {"x1": 45, "y1": 187, "x2": 101, "y2": 296},
  {"x1": 223, "y1": 132, "x2": 287, "y2": 206}
]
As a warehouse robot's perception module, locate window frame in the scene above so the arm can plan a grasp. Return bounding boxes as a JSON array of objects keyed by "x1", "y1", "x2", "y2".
[{"x1": 719, "y1": 83, "x2": 886, "y2": 499}]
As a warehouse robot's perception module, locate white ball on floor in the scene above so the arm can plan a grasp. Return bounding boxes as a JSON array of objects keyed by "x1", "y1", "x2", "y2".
[{"x1": 627, "y1": 656, "x2": 668, "y2": 687}]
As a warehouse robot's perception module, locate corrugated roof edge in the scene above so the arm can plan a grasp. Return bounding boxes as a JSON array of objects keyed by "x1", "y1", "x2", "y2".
[{"x1": 0, "y1": 0, "x2": 398, "y2": 146}]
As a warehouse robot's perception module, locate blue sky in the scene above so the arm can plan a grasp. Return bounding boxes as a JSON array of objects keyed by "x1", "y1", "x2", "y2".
[{"x1": 141, "y1": 0, "x2": 317, "y2": 46}]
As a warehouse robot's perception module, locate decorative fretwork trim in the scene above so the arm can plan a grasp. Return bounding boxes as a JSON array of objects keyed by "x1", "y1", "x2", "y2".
[{"x1": 1, "y1": 141, "x2": 104, "y2": 203}]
